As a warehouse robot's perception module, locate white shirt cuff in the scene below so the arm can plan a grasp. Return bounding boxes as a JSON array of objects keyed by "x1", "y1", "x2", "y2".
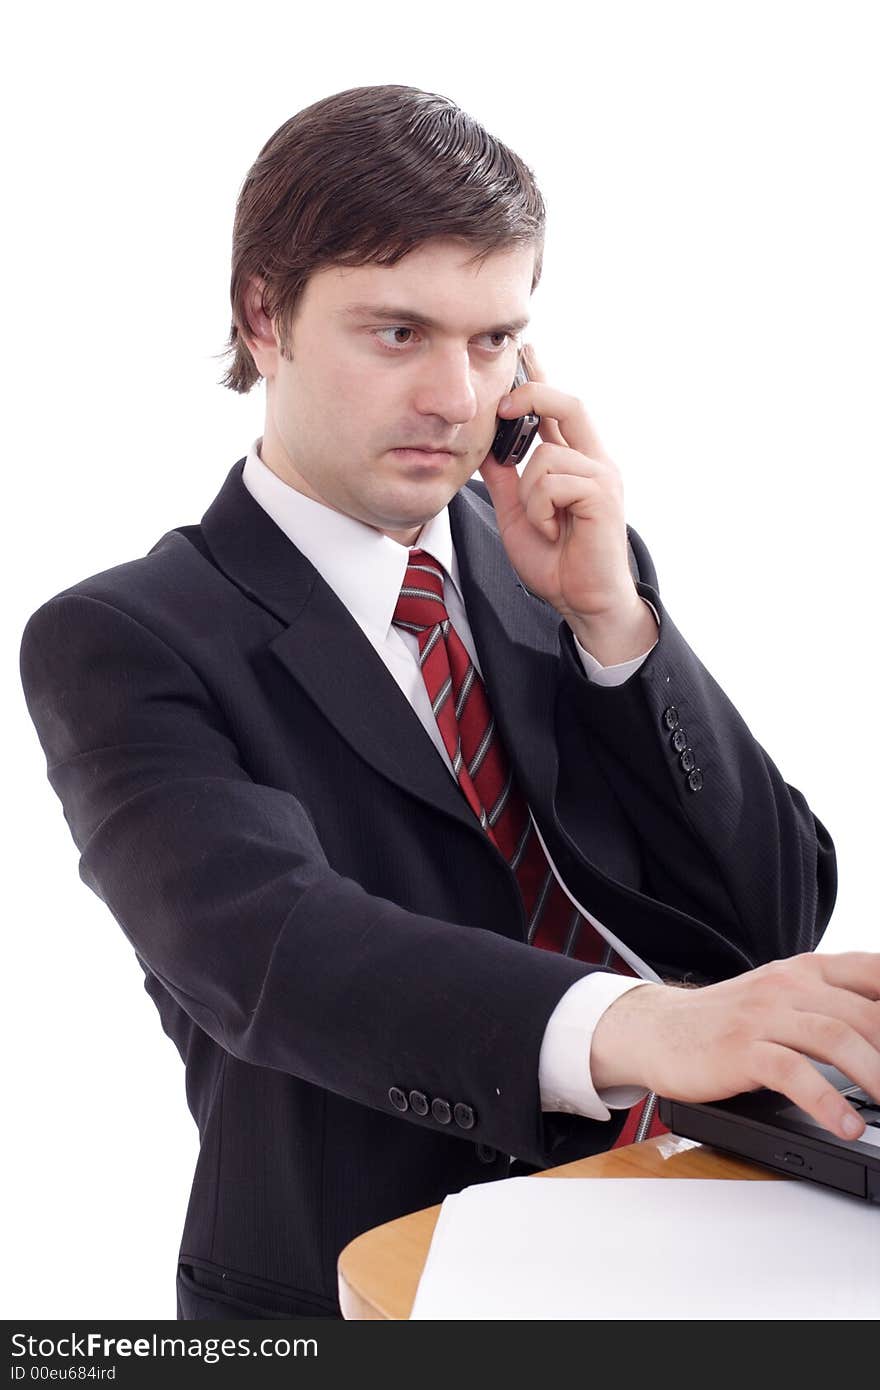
[
  {"x1": 572, "y1": 599, "x2": 660, "y2": 685},
  {"x1": 538, "y1": 974, "x2": 654, "y2": 1120}
]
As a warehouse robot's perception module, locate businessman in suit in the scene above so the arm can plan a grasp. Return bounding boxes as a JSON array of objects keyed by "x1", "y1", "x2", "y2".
[{"x1": 19, "y1": 86, "x2": 879, "y2": 1320}]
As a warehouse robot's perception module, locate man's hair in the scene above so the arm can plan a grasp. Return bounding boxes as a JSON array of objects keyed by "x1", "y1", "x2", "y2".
[{"x1": 217, "y1": 84, "x2": 546, "y2": 393}]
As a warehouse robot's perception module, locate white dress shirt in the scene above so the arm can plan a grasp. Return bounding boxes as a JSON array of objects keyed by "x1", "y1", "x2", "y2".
[{"x1": 242, "y1": 439, "x2": 653, "y2": 1123}]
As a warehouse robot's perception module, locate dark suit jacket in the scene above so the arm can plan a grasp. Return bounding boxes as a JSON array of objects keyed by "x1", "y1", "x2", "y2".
[{"x1": 19, "y1": 458, "x2": 836, "y2": 1318}]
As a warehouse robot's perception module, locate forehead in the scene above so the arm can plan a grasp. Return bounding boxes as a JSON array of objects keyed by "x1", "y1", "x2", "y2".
[{"x1": 303, "y1": 238, "x2": 536, "y2": 329}]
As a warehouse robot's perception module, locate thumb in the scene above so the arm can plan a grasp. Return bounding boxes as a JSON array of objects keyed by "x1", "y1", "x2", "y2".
[{"x1": 478, "y1": 451, "x2": 522, "y2": 524}]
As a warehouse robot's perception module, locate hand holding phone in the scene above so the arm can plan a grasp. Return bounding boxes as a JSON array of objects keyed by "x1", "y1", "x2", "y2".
[{"x1": 490, "y1": 354, "x2": 541, "y2": 466}]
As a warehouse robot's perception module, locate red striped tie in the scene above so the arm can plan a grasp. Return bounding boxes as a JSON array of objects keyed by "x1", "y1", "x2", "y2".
[{"x1": 393, "y1": 550, "x2": 666, "y2": 1147}]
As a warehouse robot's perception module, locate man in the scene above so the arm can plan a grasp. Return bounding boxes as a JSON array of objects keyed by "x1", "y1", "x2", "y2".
[{"x1": 19, "y1": 85, "x2": 877, "y2": 1322}]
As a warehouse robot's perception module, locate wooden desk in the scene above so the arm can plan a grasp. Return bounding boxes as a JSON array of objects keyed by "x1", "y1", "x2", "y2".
[{"x1": 337, "y1": 1134, "x2": 779, "y2": 1319}]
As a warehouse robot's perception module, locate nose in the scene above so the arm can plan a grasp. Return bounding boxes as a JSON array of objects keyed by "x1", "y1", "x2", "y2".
[{"x1": 411, "y1": 350, "x2": 479, "y2": 426}]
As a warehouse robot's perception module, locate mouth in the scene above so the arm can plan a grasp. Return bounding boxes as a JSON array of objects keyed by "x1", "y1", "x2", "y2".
[{"x1": 391, "y1": 447, "x2": 460, "y2": 467}]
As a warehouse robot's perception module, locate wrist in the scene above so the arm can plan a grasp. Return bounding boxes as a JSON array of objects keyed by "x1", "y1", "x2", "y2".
[
  {"x1": 567, "y1": 593, "x2": 658, "y2": 667},
  {"x1": 589, "y1": 981, "x2": 667, "y2": 1091}
]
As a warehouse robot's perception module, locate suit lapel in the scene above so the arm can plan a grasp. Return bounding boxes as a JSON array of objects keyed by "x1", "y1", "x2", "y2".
[{"x1": 199, "y1": 460, "x2": 563, "y2": 832}]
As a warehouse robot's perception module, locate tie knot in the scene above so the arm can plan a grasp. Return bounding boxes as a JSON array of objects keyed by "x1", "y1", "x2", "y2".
[{"x1": 393, "y1": 549, "x2": 449, "y2": 634}]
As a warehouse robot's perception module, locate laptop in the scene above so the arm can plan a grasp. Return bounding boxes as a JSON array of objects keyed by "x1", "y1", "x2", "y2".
[{"x1": 658, "y1": 1061, "x2": 880, "y2": 1203}]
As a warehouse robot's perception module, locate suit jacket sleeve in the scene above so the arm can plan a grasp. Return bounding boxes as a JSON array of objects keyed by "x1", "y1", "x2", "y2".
[
  {"x1": 552, "y1": 524, "x2": 837, "y2": 977},
  {"x1": 20, "y1": 591, "x2": 622, "y2": 1168}
]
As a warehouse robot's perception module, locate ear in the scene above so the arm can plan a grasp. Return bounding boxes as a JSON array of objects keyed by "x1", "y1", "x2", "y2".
[{"x1": 240, "y1": 275, "x2": 282, "y2": 379}]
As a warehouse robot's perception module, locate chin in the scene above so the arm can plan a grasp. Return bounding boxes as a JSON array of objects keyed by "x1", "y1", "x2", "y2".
[{"x1": 379, "y1": 480, "x2": 457, "y2": 519}]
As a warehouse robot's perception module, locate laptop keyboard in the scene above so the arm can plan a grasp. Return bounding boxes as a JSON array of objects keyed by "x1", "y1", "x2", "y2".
[{"x1": 844, "y1": 1087, "x2": 880, "y2": 1127}]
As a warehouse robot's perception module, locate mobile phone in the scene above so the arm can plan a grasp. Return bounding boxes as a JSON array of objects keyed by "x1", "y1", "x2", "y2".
[{"x1": 490, "y1": 355, "x2": 541, "y2": 466}]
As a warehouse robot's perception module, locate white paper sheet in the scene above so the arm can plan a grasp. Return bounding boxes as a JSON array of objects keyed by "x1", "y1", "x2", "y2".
[{"x1": 409, "y1": 1178, "x2": 880, "y2": 1319}]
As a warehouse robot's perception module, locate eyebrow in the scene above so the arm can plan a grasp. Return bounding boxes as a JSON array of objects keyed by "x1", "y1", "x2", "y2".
[{"x1": 336, "y1": 302, "x2": 531, "y2": 335}]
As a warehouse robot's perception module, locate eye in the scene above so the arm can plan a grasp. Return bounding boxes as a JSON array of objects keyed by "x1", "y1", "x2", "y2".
[
  {"x1": 372, "y1": 328, "x2": 513, "y2": 352},
  {"x1": 476, "y1": 332, "x2": 513, "y2": 352},
  {"x1": 374, "y1": 327, "x2": 420, "y2": 350}
]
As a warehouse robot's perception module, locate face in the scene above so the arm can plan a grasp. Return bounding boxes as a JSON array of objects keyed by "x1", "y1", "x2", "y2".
[{"x1": 242, "y1": 237, "x2": 535, "y2": 546}]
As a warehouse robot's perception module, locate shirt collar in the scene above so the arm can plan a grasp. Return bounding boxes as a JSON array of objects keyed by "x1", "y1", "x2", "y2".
[{"x1": 241, "y1": 438, "x2": 464, "y2": 640}]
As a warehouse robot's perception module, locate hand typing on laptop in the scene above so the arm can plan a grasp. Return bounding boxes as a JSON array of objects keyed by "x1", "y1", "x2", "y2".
[{"x1": 590, "y1": 952, "x2": 880, "y2": 1142}]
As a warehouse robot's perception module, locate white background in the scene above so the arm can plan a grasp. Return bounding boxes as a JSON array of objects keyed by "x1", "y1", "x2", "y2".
[{"x1": 3, "y1": 0, "x2": 877, "y2": 1319}]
